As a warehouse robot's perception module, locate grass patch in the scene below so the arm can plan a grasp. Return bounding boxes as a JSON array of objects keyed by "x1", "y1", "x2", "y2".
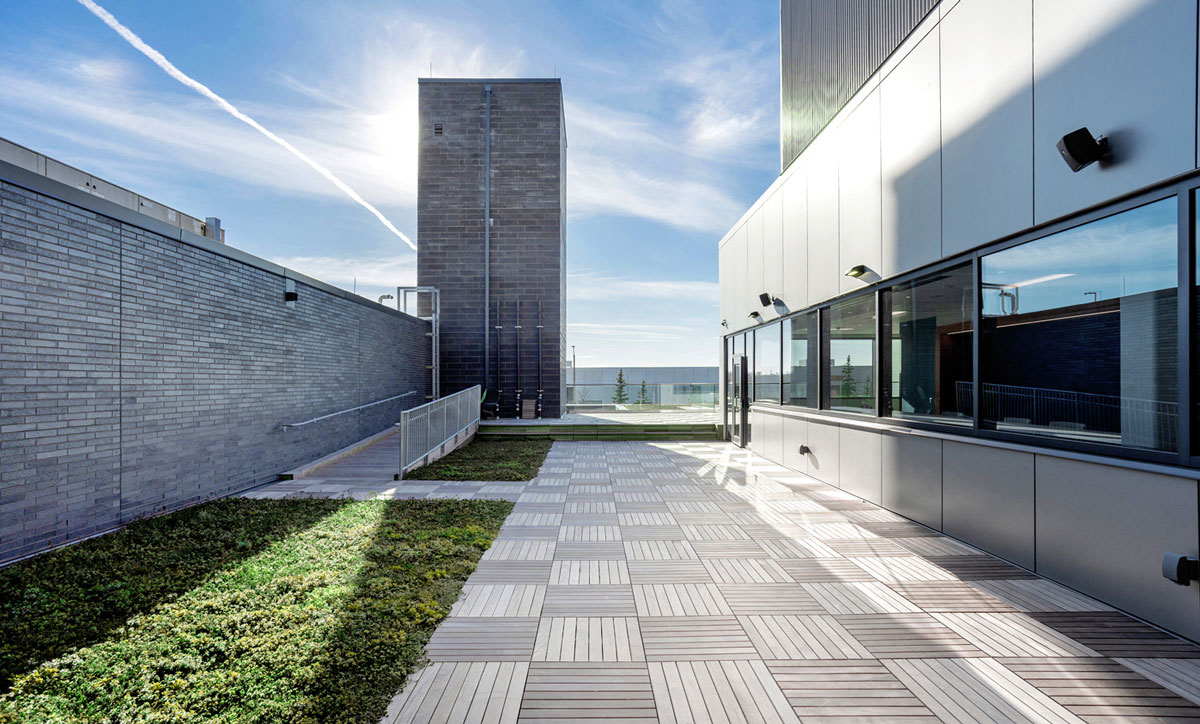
[
  {"x1": 0, "y1": 497, "x2": 511, "y2": 724},
  {"x1": 407, "y1": 437, "x2": 552, "y2": 481}
]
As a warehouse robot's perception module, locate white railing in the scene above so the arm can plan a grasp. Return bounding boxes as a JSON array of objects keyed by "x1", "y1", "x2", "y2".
[{"x1": 396, "y1": 385, "x2": 481, "y2": 479}]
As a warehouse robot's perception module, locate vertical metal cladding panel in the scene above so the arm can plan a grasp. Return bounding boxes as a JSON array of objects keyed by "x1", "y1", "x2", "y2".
[
  {"x1": 838, "y1": 0, "x2": 873, "y2": 108},
  {"x1": 781, "y1": 0, "x2": 937, "y2": 171},
  {"x1": 871, "y1": 0, "x2": 939, "y2": 71},
  {"x1": 781, "y1": 0, "x2": 794, "y2": 170},
  {"x1": 809, "y1": 0, "x2": 838, "y2": 155}
]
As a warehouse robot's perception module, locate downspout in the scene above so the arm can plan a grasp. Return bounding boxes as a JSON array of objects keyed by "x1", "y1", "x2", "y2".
[{"x1": 483, "y1": 83, "x2": 493, "y2": 403}]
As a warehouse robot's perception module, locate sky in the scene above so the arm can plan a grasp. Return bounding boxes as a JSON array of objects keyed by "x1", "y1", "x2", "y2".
[{"x1": 0, "y1": 0, "x2": 781, "y2": 368}]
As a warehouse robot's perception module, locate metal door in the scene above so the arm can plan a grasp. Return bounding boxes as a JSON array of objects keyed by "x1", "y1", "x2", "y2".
[{"x1": 731, "y1": 355, "x2": 748, "y2": 447}]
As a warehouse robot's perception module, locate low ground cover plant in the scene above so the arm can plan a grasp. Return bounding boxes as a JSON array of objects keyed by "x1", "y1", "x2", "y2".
[{"x1": 0, "y1": 497, "x2": 510, "y2": 724}]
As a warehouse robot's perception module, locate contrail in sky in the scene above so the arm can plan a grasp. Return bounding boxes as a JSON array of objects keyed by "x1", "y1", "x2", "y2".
[{"x1": 75, "y1": 0, "x2": 418, "y2": 251}]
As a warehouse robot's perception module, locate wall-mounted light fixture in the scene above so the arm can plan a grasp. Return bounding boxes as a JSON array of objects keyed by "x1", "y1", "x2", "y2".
[
  {"x1": 747, "y1": 311, "x2": 762, "y2": 323},
  {"x1": 284, "y1": 279, "x2": 298, "y2": 307},
  {"x1": 1057, "y1": 127, "x2": 1109, "y2": 172},
  {"x1": 1163, "y1": 552, "x2": 1199, "y2": 586},
  {"x1": 844, "y1": 264, "x2": 869, "y2": 278},
  {"x1": 720, "y1": 319, "x2": 729, "y2": 328},
  {"x1": 758, "y1": 292, "x2": 773, "y2": 307}
]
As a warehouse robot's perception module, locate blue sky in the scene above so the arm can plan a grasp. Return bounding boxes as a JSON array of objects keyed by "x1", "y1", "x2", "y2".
[{"x1": 0, "y1": 0, "x2": 781, "y2": 367}]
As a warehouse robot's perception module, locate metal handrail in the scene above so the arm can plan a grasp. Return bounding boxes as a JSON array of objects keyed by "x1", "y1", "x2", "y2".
[
  {"x1": 396, "y1": 385, "x2": 481, "y2": 479},
  {"x1": 281, "y1": 391, "x2": 418, "y2": 429}
]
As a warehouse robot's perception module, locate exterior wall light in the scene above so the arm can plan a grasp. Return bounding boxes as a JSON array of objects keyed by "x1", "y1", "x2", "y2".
[
  {"x1": 1163, "y1": 552, "x2": 1199, "y2": 586},
  {"x1": 747, "y1": 311, "x2": 762, "y2": 323},
  {"x1": 720, "y1": 319, "x2": 729, "y2": 328},
  {"x1": 758, "y1": 292, "x2": 773, "y2": 307},
  {"x1": 844, "y1": 264, "x2": 869, "y2": 278},
  {"x1": 1057, "y1": 127, "x2": 1110, "y2": 172}
]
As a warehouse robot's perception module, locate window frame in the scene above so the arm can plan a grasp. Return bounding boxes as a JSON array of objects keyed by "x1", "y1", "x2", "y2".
[{"x1": 724, "y1": 174, "x2": 1198, "y2": 468}]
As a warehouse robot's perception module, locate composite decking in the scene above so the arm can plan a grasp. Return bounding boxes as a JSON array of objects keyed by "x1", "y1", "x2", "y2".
[{"x1": 247, "y1": 440, "x2": 1200, "y2": 723}]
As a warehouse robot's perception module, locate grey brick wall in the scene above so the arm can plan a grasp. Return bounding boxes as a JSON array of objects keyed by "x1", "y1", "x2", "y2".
[
  {"x1": 0, "y1": 177, "x2": 430, "y2": 563},
  {"x1": 417, "y1": 79, "x2": 566, "y2": 418}
]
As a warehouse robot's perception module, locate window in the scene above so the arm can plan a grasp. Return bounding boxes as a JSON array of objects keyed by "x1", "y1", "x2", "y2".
[
  {"x1": 883, "y1": 263, "x2": 973, "y2": 424},
  {"x1": 823, "y1": 295, "x2": 876, "y2": 413},
  {"x1": 981, "y1": 197, "x2": 1178, "y2": 451},
  {"x1": 783, "y1": 313, "x2": 818, "y2": 407},
  {"x1": 753, "y1": 322, "x2": 781, "y2": 402}
]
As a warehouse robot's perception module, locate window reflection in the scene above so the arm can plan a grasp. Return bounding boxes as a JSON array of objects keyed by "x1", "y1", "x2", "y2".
[
  {"x1": 823, "y1": 295, "x2": 875, "y2": 413},
  {"x1": 753, "y1": 322, "x2": 781, "y2": 402},
  {"x1": 981, "y1": 197, "x2": 1178, "y2": 451},
  {"x1": 783, "y1": 313, "x2": 818, "y2": 407},
  {"x1": 885, "y1": 264, "x2": 974, "y2": 424}
]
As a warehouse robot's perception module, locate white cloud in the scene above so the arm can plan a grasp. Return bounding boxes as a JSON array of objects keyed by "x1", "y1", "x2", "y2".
[
  {"x1": 569, "y1": 270, "x2": 717, "y2": 303},
  {"x1": 269, "y1": 254, "x2": 416, "y2": 290}
]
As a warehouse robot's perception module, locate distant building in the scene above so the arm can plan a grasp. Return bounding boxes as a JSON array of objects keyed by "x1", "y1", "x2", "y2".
[{"x1": 417, "y1": 79, "x2": 567, "y2": 418}]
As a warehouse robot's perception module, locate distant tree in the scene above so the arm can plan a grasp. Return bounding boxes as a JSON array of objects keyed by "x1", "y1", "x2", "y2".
[
  {"x1": 636, "y1": 380, "x2": 652, "y2": 405},
  {"x1": 612, "y1": 369, "x2": 629, "y2": 404},
  {"x1": 839, "y1": 355, "x2": 857, "y2": 399}
]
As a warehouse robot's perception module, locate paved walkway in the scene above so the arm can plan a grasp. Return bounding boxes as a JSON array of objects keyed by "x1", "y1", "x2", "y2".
[{"x1": 249, "y1": 440, "x2": 1200, "y2": 722}]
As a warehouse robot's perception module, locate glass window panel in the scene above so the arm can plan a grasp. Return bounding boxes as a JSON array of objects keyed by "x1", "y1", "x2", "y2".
[
  {"x1": 885, "y1": 263, "x2": 974, "y2": 424},
  {"x1": 753, "y1": 322, "x2": 782, "y2": 402},
  {"x1": 783, "y1": 313, "x2": 818, "y2": 407},
  {"x1": 981, "y1": 197, "x2": 1178, "y2": 451},
  {"x1": 824, "y1": 295, "x2": 876, "y2": 413}
]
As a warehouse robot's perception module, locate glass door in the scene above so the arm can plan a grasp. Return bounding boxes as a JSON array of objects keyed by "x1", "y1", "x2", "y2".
[{"x1": 731, "y1": 355, "x2": 748, "y2": 447}]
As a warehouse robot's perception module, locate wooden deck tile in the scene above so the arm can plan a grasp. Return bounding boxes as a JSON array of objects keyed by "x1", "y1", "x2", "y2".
[
  {"x1": 561, "y1": 513, "x2": 620, "y2": 526},
  {"x1": 554, "y1": 542, "x2": 625, "y2": 560},
  {"x1": 498, "y1": 526, "x2": 560, "y2": 541},
  {"x1": 633, "y1": 583, "x2": 733, "y2": 616},
  {"x1": 932, "y1": 613, "x2": 1100, "y2": 657},
  {"x1": 518, "y1": 663, "x2": 657, "y2": 722},
  {"x1": 1029, "y1": 612, "x2": 1200, "y2": 658},
  {"x1": 804, "y1": 582, "x2": 923, "y2": 614},
  {"x1": 856, "y1": 521, "x2": 940, "y2": 538},
  {"x1": 849, "y1": 556, "x2": 957, "y2": 583},
  {"x1": 532, "y1": 618, "x2": 645, "y2": 662},
  {"x1": 718, "y1": 583, "x2": 825, "y2": 615},
  {"x1": 886, "y1": 581, "x2": 1017, "y2": 612},
  {"x1": 766, "y1": 660, "x2": 938, "y2": 721},
  {"x1": 549, "y1": 560, "x2": 630, "y2": 585},
  {"x1": 673, "y1": 512, "x2": 735, "y2": 525},
  {"x1": 835, "y1": 613, "x2": 984, "y2": 658},
  {"x1": 565, "y1": 501, "x2": 617, "y2": 514},
  {"x1": 506, "y1": 513, "x2": 563, "y2": 526},
  {"x1": 542, "y1": 586, "x2": 637, "y2": 617},
  {"x1": 823, "y1": 538, "x2": 910, "y2": 557},
  {"x1": 648, "y1": 660, "x2": 799, "y2": 723},
  {"x1": 891, "y1": 536, "x2": 981, "y2": 557},
  {"x1": 558, "y1": 525, "x2": 621, "y2": 542},
  {"x1": 383, "y1": 661, "x2": 528, "y2": 724},
  {"x1": 618, "y1": 512, "x2": 677, "y2": 526},
  {"x1": 1116, "y1": 657, "x2": 1200, "y2": 706},
  {"x1": 484, "y1": 540, "x2": 556, "y2": 561},
  {"x1": 739, "y1": 615, "x2": 872, "y2": 660},
  {"x1": 451, "y1": 585, "x2": 546, "y2": 617},
  {"x1": 779, "y1": 559, "x2": 875, "y2": 583},
  {"x1": 1002, "y1": 657, "x2": 1200, "y2": 721},
  {"x1": 623, "y1": 540, "x2": 697, "y2": 561},
  {"x1": 970, "y1": 579, "x2": 1112, "y2": 612},
  {"x1": 468, "y1": 561, "x2": 553, "y2": 585},
  {"x1": 926, "y1": 554, "x2": 1038, "y2": 580},
  {"x1": 425, "y1": 618, "x2": 539, "y2": 661},
  {"x1": 691, "y1": 540, "x2": 773, "y2": 559},
  {"x1": 620, "y1": 525, "x2": 686, "y2": 540},
  {"x1": 627, "y1": 561, "x2": 713, "y2": 584},
  {"x1": 682, "y1": 524, "x2": 751, "y2": 541},
  {"x1": 885, "y1": 658, "x2": 1083, "y2": 723},
  {"x1": 703, "y1": 558, "x2": 793, "y2": 584},
  {"x1": 756, "y1": 538, "x2": 838, "y2": 559}
]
